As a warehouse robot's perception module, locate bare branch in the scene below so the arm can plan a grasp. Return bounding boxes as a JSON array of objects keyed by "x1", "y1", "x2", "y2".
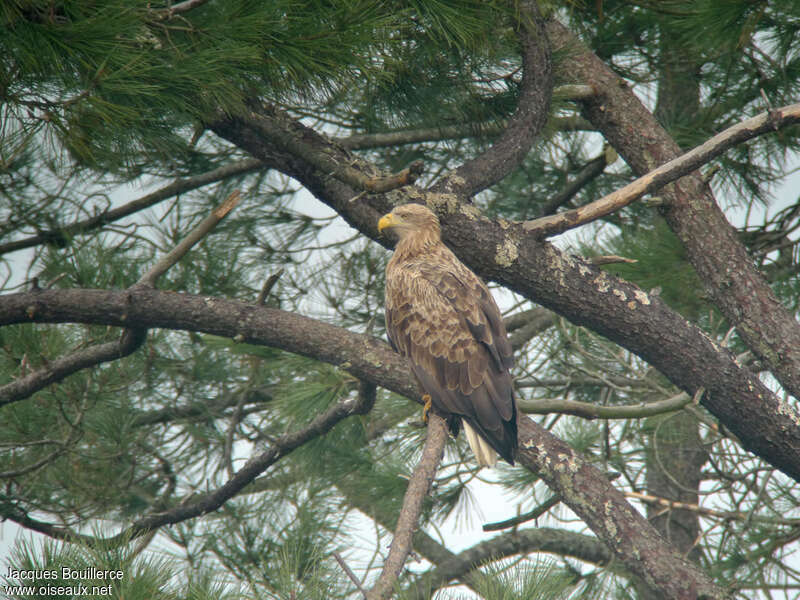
[
  {"x1": 518, "y1": 391, "x2": 693, "y2": 419},
  {"x1": 334, "y1": 551, "x2": 369, "y2": 600},
  {"x1": 366, "y1": 412, "x2": 448, "y2": 600},
  {"x1": 523, "y1": 101, "x2": 800, "y2": 237},
  {"x1": 135, "y1": 190, "x2": 240, "y2": 288},
  {"x1": 0, "y1": 159, "x2": 261, "y2": 257},
  {"x1": 626, "y1": 491, "x2": 800, "y2": 527},
  {"x1": 431, "y1": 1, "x2": 552, "y2": 197}
]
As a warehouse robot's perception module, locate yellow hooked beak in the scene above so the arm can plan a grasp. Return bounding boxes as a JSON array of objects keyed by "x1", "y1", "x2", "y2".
[{"x1": 378, "y1": 212, "x2": 398, "y2": 233}]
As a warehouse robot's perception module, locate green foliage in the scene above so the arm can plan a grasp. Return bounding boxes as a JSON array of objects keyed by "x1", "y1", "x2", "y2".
[
  {"x1": 591, "y1": 218, "x2": 706, "y2": 318},
  {"x1": 2, "y1": 535, "x2": 244, "y2": 600},
  {"x1": 2, "y1": 0, "x2": 800, "y2": 599}
]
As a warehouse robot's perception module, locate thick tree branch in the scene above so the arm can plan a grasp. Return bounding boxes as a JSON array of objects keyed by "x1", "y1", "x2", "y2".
[
  {"x1": 430, "y1": 1, "x2": 552, "y2": 197},
  {"x1": 366, "y1": 412, "x2": 448, "y2": 600},
  {"x1": 207, "y1": 82, "x2": 800, "y2": 489},
  {"x1": 523, "y1": 101, "x2": 800, "y2": 237},
  {"x1": 0, "y1": 287, "x2": 724, "y2": 597},
  {"x1": 516, "y1": 413, "x2": 723, "y2": 599},
  {"x1": 547, "y1": 19, "x2": 800, "y2": 402}
]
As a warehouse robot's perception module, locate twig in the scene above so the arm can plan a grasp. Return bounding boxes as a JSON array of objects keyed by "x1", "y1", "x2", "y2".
[
  {"x1": 588, "y1": 254, "x2": 638, "y2": 266},
  {"x1": 136, "y1": 190, "x2": 240, "y2": 287},
  {"x1": 523, "y1": 101, "x2": 800, "y2": 237},
  {"x1": 333, "y1": 551, "x2": 368, "y2": 600},
  {"x1": 366, "y1": 412, "x2": 448, "y2": 600},
  {"x1": 483, "y1": 494, "x2": 561, "y2": 532},
  {"x1": 0, "y1": 160, "x2": 261, "y2": 257},
  {"x1": 625, "y1": 491, "x2": 800, "y2": 526},
  {"x1": 0, "y1": 385, "x2": 376, "y2": 546},
  {"x1": 256, "y1": 268, "x2": 284, "y2": 305},
  {"x1": 517, "y1": 391, "x2": 693, "y2": 420}
]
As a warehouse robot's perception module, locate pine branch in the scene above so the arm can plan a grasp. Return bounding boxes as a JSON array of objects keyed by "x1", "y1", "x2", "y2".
[
  {"x1": 407, "y1": 527, "x2": 612, "y2": 600},
  {"x1": 517, "y1": 390, "x2": 694, "y2": 420},
  {"x1": 431, "y1": 0, "x2": 552, "y2": 197},
  {"x1": 482, "y1": 494, "x2": 561, "y2": 532},
  {"x1": 522, "y1": 101, "x2": 800, "y2": 237},
  {"x1": 0, "y1": 328, "x2": 145, "y2": 408},
  {"x1": 0, "y1": 385, "x2": 376, "y2": 546},
  {"x1": 0, "y1": 159, "x2": 261, "y2": 257},
  {"x1": 0, "y1": 192, "x2": 239, "y2": 408},
  {"x1": 546, "y1": 19, "x2": 800, "y2": 404},
  {"x1": 366, "y1": 412, "x2": 448, "y2": 600}
]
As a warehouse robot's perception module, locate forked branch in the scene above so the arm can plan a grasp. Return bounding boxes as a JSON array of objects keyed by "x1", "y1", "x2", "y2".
[
  {"x1": 366, "y1": 412, "x2": 448, "y2": 600},
  {"x1": 523, "y1": 102, "x2": 800, "y2": 237}
]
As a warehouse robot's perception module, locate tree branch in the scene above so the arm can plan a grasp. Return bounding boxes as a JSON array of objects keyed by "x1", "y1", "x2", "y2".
[
  {"x1": 407, "y1": 527, "x2": 612, "y2": 600},
  {"x1": 0, "y1": 328, "x2": 145, "y2": 408},
  {"x1": 523, "y1": 101, "x2": 800, "y2": 237},
  {"x1": 546, "y1": 19, "x2": 800, "y2": 403},
  {"x1": 338, "y1": 114, "x2": 592, "y2": 151},
  {"x1": 518, "y1": 391, "x2": 694, "y2": 420},
  {"x1": 430, "y1": 1, "x2": 553, "y2": 197},
  {"x1": 0, "y1": 159, "x2": 262, "y2": 257},
  {"x1": 0, "y1": 385, "x2": 375, "y2": 546},
  {"x1": 366, "y1": 412, "x2": 448, "y2": 600}
]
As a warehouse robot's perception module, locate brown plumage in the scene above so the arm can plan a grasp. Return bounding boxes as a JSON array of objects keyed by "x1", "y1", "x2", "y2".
[{"x1": 378, "y1": 203, "x2": 517, "y2": 466}]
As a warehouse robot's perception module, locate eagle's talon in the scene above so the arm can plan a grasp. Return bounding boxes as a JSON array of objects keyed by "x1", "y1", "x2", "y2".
[{"x1": 422, "y1": 394, "x2": 432, "y2": 423}]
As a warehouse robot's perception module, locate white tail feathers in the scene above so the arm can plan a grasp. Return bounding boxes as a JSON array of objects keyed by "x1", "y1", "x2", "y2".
[{"x1": 463, "y1": 421, "x2": 498, "y2": 468}]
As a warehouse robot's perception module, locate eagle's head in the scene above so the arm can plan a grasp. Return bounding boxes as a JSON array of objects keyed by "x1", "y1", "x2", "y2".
[{"x1": 378, "y1": 203, "x2": 441, "y2": 241}]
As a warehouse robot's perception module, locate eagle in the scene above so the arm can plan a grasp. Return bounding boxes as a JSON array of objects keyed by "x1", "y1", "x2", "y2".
[{"x1": 378, "y1": 203, "x2": 517, "y2": 466}]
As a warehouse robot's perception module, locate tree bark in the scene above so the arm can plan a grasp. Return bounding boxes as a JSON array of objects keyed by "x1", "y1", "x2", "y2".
[
  {"x1": 546, "y1": 19, "x2": 800, "y2": 403},
  {"x1": 0, "y1": 286, "x2": 725, "y2": 598}
]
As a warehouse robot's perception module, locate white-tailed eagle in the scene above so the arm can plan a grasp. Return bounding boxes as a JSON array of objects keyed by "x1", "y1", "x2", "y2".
[{"x1": 379, "y1": 203, "x2": 517, "y2": 466}]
